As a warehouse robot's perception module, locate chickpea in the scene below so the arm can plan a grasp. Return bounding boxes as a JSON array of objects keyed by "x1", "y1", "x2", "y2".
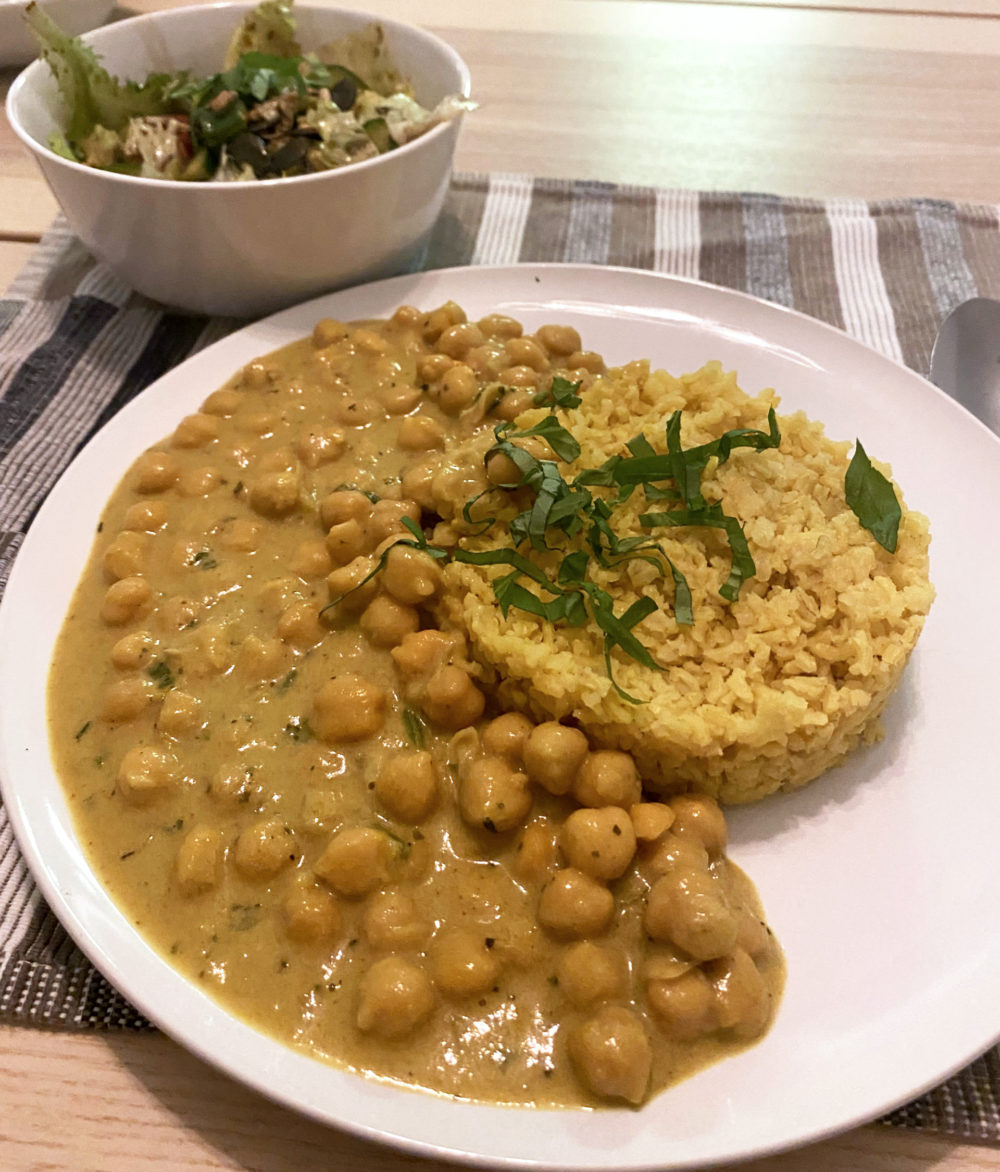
[
  {"x1": 706, "y1": 948, "x2": 771, "y2": 1039},
  {"x1": 647, "y1": 968, "x2": 718, "y2": 1041},
  {"x1": 312, "y1": 318, "x2": 350, "y2": 348},
  {"x1": 131, "y1": 450, "x2": 179, "y2": 493},
  {"x1": 646, "y1": 831, "x2": 710, "y2": 877},
  {"x1": 315, "y1": 827, "x2": 392, "y2": 897},
  {"x1": 100, "y1": 677, "x2": 154, "y2": 723},
  {"x1": 233, "y1": 818, "x2": 297, "y2": 879},
  {"x1": 101, "y1": 576, "x2": 153, "y2": 626},
  {"x1": 398, "y1": 415, "x2": 445, "y2": 452},
  {"x1": 157, "y1": 689, "x2": 203, "y2": 735},
  {"x1": 362, "y1": 889, "x2": 431, "y2": 951},
  {"x1": 535, "y1": 323, "x2": 582, "y2": 357},
  {"x1": 669, "y1": 794, "x2": 728, "y2": 857},
  {"x1": 436, "y1": 322, "x2": 485, "y2": 359},
  {"x1": 122, "y1": 500, "x2": 167, "y2": 533},
  {"x1": 209, "y1": 763, "x2": 252, "y2": 802},
  {"x1": 390, "y1": 629, "x2": 456, "y2": 679},
  {"x1": 485, "y1": 449, "x2": 524, "y2": 487},
  {"x1": 323, "y1": 518, "x2": 368, "y2": 566},
  {"x1": 492, "y1": 388, "x2": 536, "y2": 422},
  {"x1": 459, "y1": 754, "x2": 532, "y2": 833},
  {"x1": 102, "y1": 532, "x2": 148, "y2": 581},
  {"x1": 359, "y1": 593, "x2": 419, "y2": 649},
  {"x1": 201, "y1": 387, "x2": 241, "y2": 416},
  {"x1": 538, "y1": 868, "x2": 614, "y2": 939},
  {"x1": 502, "y1": 336, "x2": 547, "y2": 372},
  {"x1": 422, "y1": 300, "x2": 466, "y2": 344},
  {"x1": 110, "y1": 631, "x2": 155, "y2": 670},
  {"x1": 283, "y1": 878, "x2": 342, "y2": 942},
  {"x1": 175, "y1": 825, "x2": 221, "y2": 895},
  {"x1": 239, "y1": 359, "x2": 272, "y2": 389},
  {"x1": 556, "y1": 942, "x2": 626, "y2": 1008},
  {"x1": 353, "y1": 327, "x2": 388, "y2": 356},
  {"x1": 566, "y1": 349, "x2": 605, "y2": 374},
  {"x1": 480, "y1": 712, "x2": 533, "y2": 764},
  {"x1": 421, "y1": 665, "x2": 485, "y2": 730},
  {"x1": 429, "y1": 928, "x2": 500, "y2": 998},
  {"x1": 369, "y1": 499, "x2": 421, "y2": 544},
  {"x1": 289, "y1": 539, "x2": 332, "y2": 580},
  {"x1": 171, "y1": 412, "x2": 220, "y2": 449},
  {"x1": 297, "y1": 426, "x2": 346, "y2": 468},
  {"x1": 391, "y1": 304, "x2": 423, "y2": 328},
  {"x1": 437, "y1": 364, "x2": 478, "y2": 414},
  {"x1": 569, "y1": 1005, "x2": 651, "y2": 1106},
  {"x1": 500, "y1": 364, "x2": 540, "y2": 390},
  {"x1": 736, "y1": 910, "x2": 770, "y2": 958},
  {"x1": 645, "y1": 870, "x2": 738, "y2": 961},
  {"x1": 376, "y1": 381, "x2": 422, "y2": 415},
  {"x1": 116, "y1": 745, "x2": 177, "y2": 804},
  {"x1": 356, "y1": 956, "x2": 435, "y2": 1038},
  {"x1": 416, "y1": 352, "x2": 454, "y2": 383},
  {"x1": 318, "y1": 489, "x2": 371, "y2": 529},
  {"x1": 573, "y1": 750, "x2": 641, "y2": 809},
  {"x1": 523, "y1": 722, "x2": 589, "y2": 796},
  {"x1": 312, "y1": 674, "x2": 386, "y2": 743},
  {"x1": 277, "y1": 601, "x2": 325, "y2": 649},
  {"x1": 513, "y1": 818, "x2": 560, "y2": 883},
  {"x1": 381, "y1": 544, "x2": 441, "y2": 605},
  {"x1": 331, "y1": 394, "x2": 382, "y2": 427},
  {"x1": 560, "y1": 806, "x2": 637, "y2": 881},
  {"x1": 478, "y1": 313, "x2": 522, "y2": 340},
  {"x1": 630, "y1": 802, "x2": 675, "y2": 844},
  {"x1": 326, "y1": 555, "x2": 379, "y2": 614},
  {"x1": 178, "y1": 466, "x2": 223, "y2": 497},
  {"x1": 249, "y1": 469, "x2": 300, "y2": 517},
  {"x1": 239, "y1": 634, "x2": 288, "y2": 679},
  {"x1": 375, "y1": 750, "x2": 439, "y2": 824},
  {"x1": 236, "y1": 408, "x2": 277, "y2": 437}
]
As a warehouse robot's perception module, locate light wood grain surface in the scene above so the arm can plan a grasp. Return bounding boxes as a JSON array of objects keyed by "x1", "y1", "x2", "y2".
[{"x1": 3, "y1": 1, "x2": 1000, "y2": 1169}]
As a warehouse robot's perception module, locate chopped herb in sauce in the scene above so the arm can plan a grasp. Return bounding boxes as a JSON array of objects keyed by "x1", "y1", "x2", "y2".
[{"x1": 147, "y1": 660, "x2": 175, "y2": 689}]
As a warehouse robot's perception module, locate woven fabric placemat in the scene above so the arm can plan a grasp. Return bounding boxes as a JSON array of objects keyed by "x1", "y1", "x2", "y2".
[{"x1": 2, "y1": 172, "x2": 999, "y2": 1139}]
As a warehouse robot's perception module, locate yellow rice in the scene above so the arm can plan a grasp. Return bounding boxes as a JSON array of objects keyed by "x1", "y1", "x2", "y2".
[{"x1": 432, "y1": 359, "x2": 935, "y2": 804}]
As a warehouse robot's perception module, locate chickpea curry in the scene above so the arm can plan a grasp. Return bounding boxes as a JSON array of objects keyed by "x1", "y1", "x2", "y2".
[{"x1": 48, "y1": 303, "x2": 783, "y2": 1108}]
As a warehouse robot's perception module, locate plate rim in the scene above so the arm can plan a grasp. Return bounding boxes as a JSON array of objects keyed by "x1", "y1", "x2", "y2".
[{"x1": 1, "y1": 260, "x2": 998, "y2": 1170}]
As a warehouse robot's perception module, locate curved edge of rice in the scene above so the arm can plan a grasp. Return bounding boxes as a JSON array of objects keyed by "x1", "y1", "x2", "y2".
[{"x1": 432, "y1": 360, "x2": 935, "y2": 805}]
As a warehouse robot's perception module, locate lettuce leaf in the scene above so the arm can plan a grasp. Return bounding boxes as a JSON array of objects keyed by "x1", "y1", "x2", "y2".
[
  {"x1": 25, "y1": 2, "x2": 181, "y2": 145},
  {"x1": 223, "y1": 0, "x2": 300, "y2": 69}
]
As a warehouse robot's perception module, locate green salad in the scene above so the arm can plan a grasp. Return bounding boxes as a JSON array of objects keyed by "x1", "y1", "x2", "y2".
[{"x1": 26, "y1": 0, "x2": 473, "y2": 181}]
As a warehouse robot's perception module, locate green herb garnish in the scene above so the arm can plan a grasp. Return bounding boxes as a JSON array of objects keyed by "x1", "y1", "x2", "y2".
[
  {"x1": 284, "y1": 717, "x2": 314, "y2": 742},
  {"x1": 402, "y1": 707, "x2": 428, "y2": 748},
  {"x1": 845, "y1": 440, "x2": 901, "y2": 553},
  {"x1": 189, "y1": 549, "x2": 218, "y2": 570},
  {"x1": 147, "y1": 661, "x2": 175, "y2": 689}
]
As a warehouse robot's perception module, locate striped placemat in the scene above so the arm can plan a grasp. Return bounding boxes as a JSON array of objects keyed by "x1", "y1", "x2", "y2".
[{"x1": 2, "y1": 173, "x2": 1000, "y2": 1140}]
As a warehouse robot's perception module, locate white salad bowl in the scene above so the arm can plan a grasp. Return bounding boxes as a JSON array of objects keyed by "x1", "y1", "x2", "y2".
[
  {"x1": 6, "y1": 3, "x2": 471, "y2": 316},
  {"x1": 0, "y1": 0, "x2": 113, "y2": 69}
]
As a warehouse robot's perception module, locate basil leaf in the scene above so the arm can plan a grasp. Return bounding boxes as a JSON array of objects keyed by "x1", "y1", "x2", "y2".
[{"x1": 845, "y1": 440, "x2": 901, "y2": 553}]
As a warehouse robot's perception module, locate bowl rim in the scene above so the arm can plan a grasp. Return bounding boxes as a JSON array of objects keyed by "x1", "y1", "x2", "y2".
[{"x1": 6, "y1": 0, "x2": 472, "y2": 191}]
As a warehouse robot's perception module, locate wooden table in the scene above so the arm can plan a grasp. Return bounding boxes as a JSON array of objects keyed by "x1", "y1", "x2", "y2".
[{"x1": 4, "y1": 0, "x2": 1000, "y2": 1168}]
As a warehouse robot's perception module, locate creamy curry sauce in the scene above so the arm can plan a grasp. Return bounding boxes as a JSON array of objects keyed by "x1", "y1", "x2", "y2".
[{"x1": 49, "y1": 303, "x2": 783, "y2": 1108}]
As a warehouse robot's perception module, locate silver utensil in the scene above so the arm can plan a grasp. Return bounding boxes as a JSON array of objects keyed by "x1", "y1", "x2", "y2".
[{"x1": 928, "y1": 296, "x2": 1000, "y2": 435}]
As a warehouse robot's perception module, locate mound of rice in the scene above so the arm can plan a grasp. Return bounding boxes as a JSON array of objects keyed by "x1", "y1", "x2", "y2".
[{"x1": 431, "y1": 359, "x2": 935, "y2": 805}]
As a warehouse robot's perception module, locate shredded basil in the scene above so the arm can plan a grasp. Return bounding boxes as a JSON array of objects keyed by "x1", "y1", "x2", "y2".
[{"x1": 845, "y1": 440, "x2": 901, "y2": 553}]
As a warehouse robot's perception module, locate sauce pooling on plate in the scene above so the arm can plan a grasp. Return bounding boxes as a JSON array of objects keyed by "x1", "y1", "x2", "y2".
[{"x1": 48, "y1": 303, "x2": 783, "y2": 1107}]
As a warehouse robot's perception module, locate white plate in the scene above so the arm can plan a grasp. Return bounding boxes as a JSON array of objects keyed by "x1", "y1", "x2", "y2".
[{"x1": 1, "y1": 263, "x2": 998, "y2": 1170}]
